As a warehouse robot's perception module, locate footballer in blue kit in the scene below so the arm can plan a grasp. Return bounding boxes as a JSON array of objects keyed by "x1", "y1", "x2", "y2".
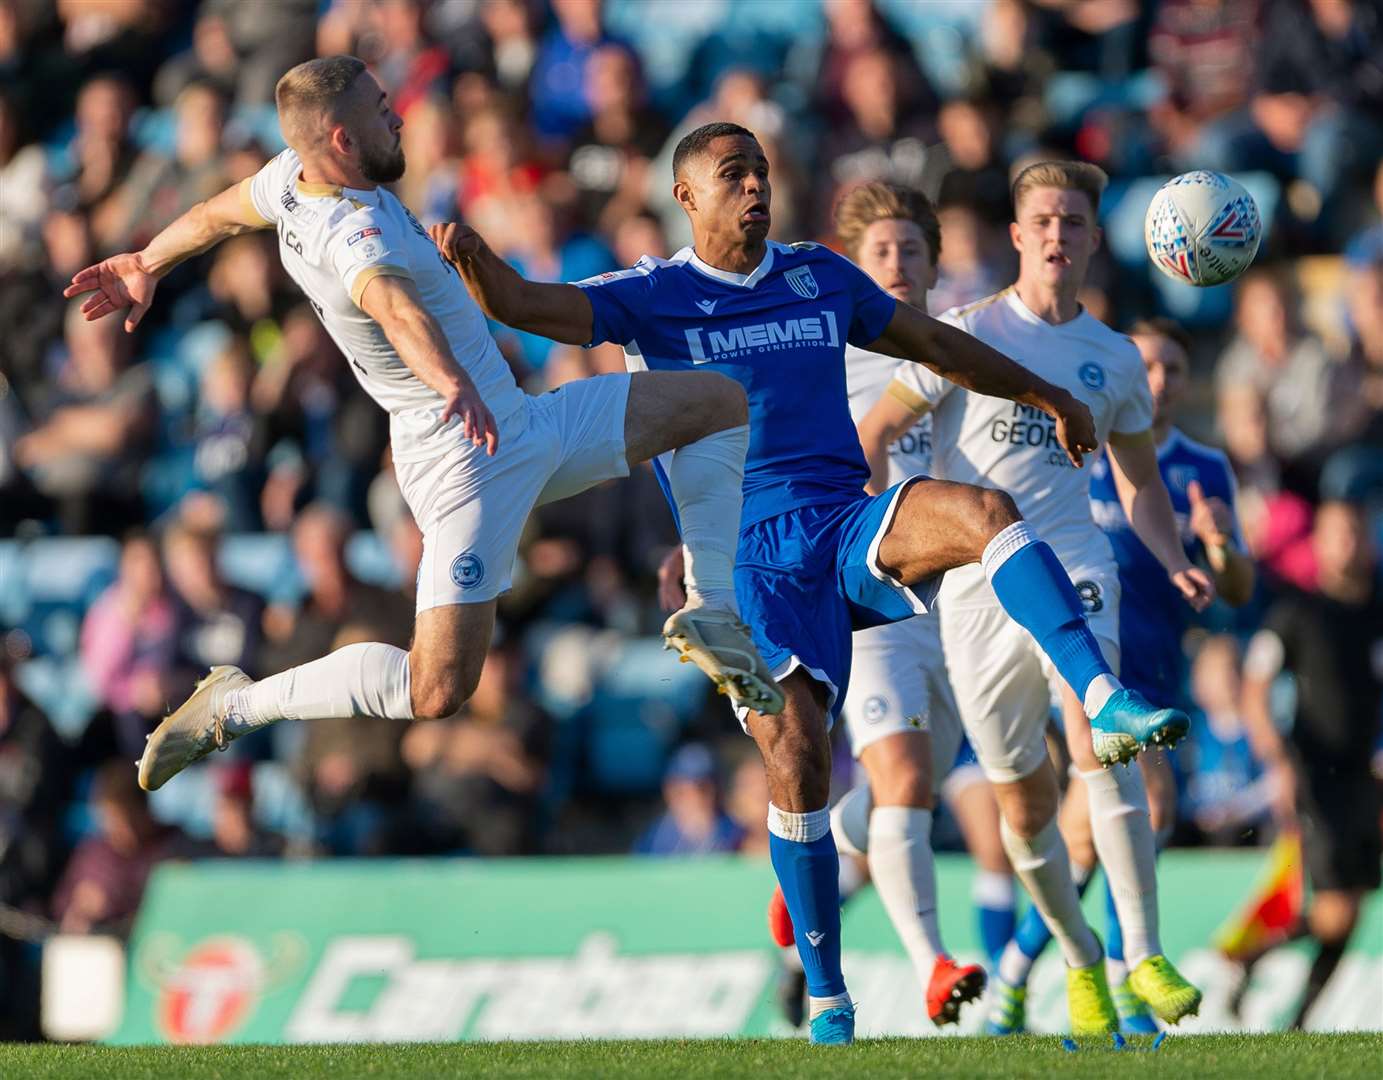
[{"x1": 430, "y1": 122, "x2": 1194, "y2": 1045}]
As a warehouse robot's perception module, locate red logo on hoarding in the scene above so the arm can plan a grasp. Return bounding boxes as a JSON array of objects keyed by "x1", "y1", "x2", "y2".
[{"x1": 156, "y1": 937, "x2": 264, "y2": 1045}]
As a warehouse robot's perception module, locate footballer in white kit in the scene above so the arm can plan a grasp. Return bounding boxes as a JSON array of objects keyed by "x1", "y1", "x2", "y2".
[
  {"x1": 883, "y1": 285, "x2": 1147, "y2": 781},
  {"x1": 240, "y1": 146, "x2": 629, "y2": 611},
  {"x1": 65, "y1": 56, "x2": 782, "y2": 800},
  {"x1": 859, "y1": 162, "x2": 1211, "y2": 1031}
]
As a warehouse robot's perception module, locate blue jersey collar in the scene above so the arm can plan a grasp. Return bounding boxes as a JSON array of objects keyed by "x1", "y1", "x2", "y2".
[{"x1": 680, "y1": 244, "x2": 777, "y2": 289}]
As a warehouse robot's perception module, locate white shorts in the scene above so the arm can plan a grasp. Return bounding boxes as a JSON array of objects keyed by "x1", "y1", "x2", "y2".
[
  {"x1": 940, "y1": 561, "x2": 1120, "y2": 785},
  {"x1": 841, "y1": 611, "x2": 964, "y2": 773},
  {"x1": 397, "y1": 374, "x2": 631, "y2": 611}
]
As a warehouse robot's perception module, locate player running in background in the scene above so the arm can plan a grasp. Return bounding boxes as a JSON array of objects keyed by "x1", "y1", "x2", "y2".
[
  {"x1": 739, "y1": 182, "x2": 1012, "y2": 1028},
  {"x1": 982, "y1": 317, "x2": 1256, "y2": 1034},
  {"x1": 64, "y1": 56, "x2": 783, "y2": 794},
  {"x1": 433, "y1": 123, "x2": 1191, "y2": 1044},
  {"x1": 1240, "y1": 499, "x2": 1381, "y2": 1030},
  {"x1": 859, "y1": 162, "x2": 1212, "y2": 1034}
]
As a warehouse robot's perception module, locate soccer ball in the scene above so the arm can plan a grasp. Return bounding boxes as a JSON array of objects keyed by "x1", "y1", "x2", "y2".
[{"x1": 1144, "y1": 171, "x2": 1261, "y2": 287}]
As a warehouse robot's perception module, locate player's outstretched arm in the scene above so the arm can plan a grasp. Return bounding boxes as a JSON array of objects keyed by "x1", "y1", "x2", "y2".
[
  {"x1": 430, "y1": 222, "x2": 594, "y2": 346},
  {"x1": 63, "y1": 182, "x2": 268, "y2": 332},
  {"x1": 358, "y1": 274, "x2": 498, "y2": 455},
  {"x1": 856, "y1": 392, "x2": 926, "y2": 495},
  {"x1": 1106, "y1": 429, "x2": 1215, "y2": 611},
  {"x1": 869, "y1": 303, "x2": 1097, "y2": 467}
]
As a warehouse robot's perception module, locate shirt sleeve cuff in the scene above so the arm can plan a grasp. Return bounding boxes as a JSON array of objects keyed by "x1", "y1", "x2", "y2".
[
  {"x1": 886, "y1": 378, "x2": 928, "y2": 415},
  {"x1": 238, "y1": 178, "x2": 272, "y2": 227},
  {"x1": 349, "y1": 264, "x2": 413, "y2": 309}
]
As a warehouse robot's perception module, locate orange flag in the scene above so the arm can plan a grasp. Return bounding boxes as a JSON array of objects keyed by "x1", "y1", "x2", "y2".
[{"x1": 1213, "y1": 830, "x2": 1305, "y2": 962}]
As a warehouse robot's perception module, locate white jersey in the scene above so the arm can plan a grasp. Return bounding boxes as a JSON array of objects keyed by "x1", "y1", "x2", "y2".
[
  {"x1": 891, "y1": 287, "x2": 1153, "y2": 606},
  {"x1": 241, "y1": 149, "x2": 526, "y2": 463},
  {"x1": 845, "y1": 344, "x2": 932, "y2": 487}
]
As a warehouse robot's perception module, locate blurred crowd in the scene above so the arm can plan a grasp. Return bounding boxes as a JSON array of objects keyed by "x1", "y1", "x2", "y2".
[{"x1": 0, "y1": 0, "x2": 1381, "y2": 1037}]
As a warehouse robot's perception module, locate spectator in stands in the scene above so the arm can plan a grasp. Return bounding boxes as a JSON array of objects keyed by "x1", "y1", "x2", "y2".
[
  {"x1": 11, "y1": 301, "x2": 154, "y2": 536},
  {"x1": 803, "y1": 0, "x2": 934, "y2": 125},
  {"x1": 1320, "y1": 262, "x2": 1383, "y2": 503},
  {"x1": 203, "y1": 760, "x2": 284, "y2": 858},
  {"x1": 0, "y1": 88, "x2": 48, "y2": 270},
  {"x1": 528, "y1": 0, "x2": 625, "y2": 143},
  {"x1": 566, "y1": 44, "x2": 666, "y2": 236},
  {"x1": 1343, "y1": 160, "x2": 1383, "y2": 268},
  {"x1": 1183, "y1": 634, "x2": 1268, "y2": 844},
  {"x1": 367, "y1": 0, "x2": 451, "y2": 119},
  {"x1": 936, "y1": 97, "x2": 1012, "y2": 226},
  {"x1": 610, "y1": 208, "x2": 668, "y2": 269},
  {"x1": 816, "y1": 47, "x2": 944, "y2": 233},
  {"x1": 193, "y1": 336, "x2": 263, "y2": 530},
  {"x1": 0, "y1": 657, "x2": 73, "y2": 1038},
  {"x1": 725, "y1": 753, "x2": 771, "y2": 858},
  {"x1": 295, "y1": 623, "x2": 411, "y2": 856},
  {"x1": 250, "y1": 304, "x2": 387, "y2": 528},
  {"x1": 51, "y1": 759, "x2": 190, "y2": 937},
  {"x1": 113, "y1": 81, "x2": 231, "y2": 251},
  {"x1": 633, "y1": 743, "x2": 745, "y2": 856},
  {"x1": 1216, "y1": 267, "x2": 1347, "y2": 466},
  {"x1": 213, "y1": 0, "x2": 317, "y2": 107},
  {"x1": 1241, "y1": 499, "x2": 1383, "y2": 1029},
  {"x1": 163, "y1": 516, "x2": 264, "y2": 687},
  {"x1": 60, "y1": 73, "x2": 138, "y2": 253},
  {"x1": 1245, "y1": 0, "x2": 1383, "y2": 245},
  {"x1": 199, "y1": 233, "x2": 295, "y2": 343},
  {"x1": 455, "y1": 101, "x2": 548, "y2": 250},
  {"x1": 80, "y1": 531, "x2": 178, "y2": 756},
  {"x1": 394, "y1": 95, "x2": 459, "y2": 226},
  {"x1": 929, "y1": 201, "x2": 1007, "y2": 315},
  {"x1": 261, "y1": 504, "x2": 413, "y2": 677},
  {"x1": 968, "y1": 0, "x2": 1050, "y2": 142},
  {"x1": 152, "y1": 4, "x2": 239, "y2": 107},
  {"x1": 466, "y1": 0, "x2": 540, "y2": 99},
  {"x1": 1148, "y1": 0, "x2": 1260, "y2": 170},
  {"x1": 404, "y1": 639, "x2": 553, "y2": 856}
]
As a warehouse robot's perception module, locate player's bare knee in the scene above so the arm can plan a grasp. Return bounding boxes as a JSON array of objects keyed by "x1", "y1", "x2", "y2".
[
  {"x1": 975, "y1": 487, "x2": 1022, "y2": 540},
  {"x1": 409, "y1": 668, "x2": 477, "y2": 720},
  {"x1": 758, "y1": 719, "x2": 830, "y2": 805},
  {"x1": 871, "y1": 756, "x2": 934, "y2": 809}
]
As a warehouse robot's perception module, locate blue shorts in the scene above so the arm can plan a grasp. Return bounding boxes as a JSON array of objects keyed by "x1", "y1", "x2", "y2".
[{"x1": 734, "y1": 479, "x2": 940, "y2": 723}]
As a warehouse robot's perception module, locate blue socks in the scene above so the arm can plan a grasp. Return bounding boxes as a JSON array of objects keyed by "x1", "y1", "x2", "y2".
[
  {"x1": 982, "y1": 522, "x2": 1114, "y2": 705},
  {"x1": 1104, "y1": 875, "x2": 1125, "y2": 966},
  {"x1": 768, "y1": 804, "x2": 846, "y2": 998},
  {"x1": 979, "y1": 902, "x2": 1017, "y2": 968}
]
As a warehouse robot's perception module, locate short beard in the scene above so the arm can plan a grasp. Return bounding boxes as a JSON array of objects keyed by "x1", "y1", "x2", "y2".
[{"x1": 360, "y1": 142, "x2": 406, "y2": 184}]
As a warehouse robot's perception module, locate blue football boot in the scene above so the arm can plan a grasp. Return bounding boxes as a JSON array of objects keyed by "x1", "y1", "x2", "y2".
[
  {"x1": 1091, "y1": 688, "x2": 1190, "y2": 767},
  {"x1": 808, "y1": 1004, "x2": 856, "y2": 1046}
]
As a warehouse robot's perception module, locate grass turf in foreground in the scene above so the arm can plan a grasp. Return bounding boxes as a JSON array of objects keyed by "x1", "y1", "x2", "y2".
[{"x1": 6, "y1": 1034, "x2": 1381, "y2": 1080}]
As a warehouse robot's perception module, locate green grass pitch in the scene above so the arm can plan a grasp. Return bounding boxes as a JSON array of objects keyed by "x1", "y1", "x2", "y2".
[{"x1": 6, "y1": 1034, "x2": 1382, "y2": 1079}]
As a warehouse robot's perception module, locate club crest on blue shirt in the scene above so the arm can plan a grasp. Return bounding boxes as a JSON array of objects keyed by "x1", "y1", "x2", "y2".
[
  {"x1": 785, "y1": 265, "x2": 820, "y2": 300},
  {"x1": 450, "y1": 552, "x2": 485, "y2": 590},
  {"x1": 1079, "y1": 361, "x2": 1106, "y2": 390}
]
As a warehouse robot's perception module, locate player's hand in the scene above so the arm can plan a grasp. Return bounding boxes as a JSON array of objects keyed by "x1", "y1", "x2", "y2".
[
  {"x1": 62, "y1": 252, "x2": 159, "y2": 332},
  {"x1": 1187, "y1": 480, "x2": 1234, "y2": 549},
  {"x1": 1170, "y1": 564, "x2": 1216, "y2": 612},
  {"x1": 440, "y1": 376, "x2": 499, "y2": 455},
  {"x1": 1048, "y1": 391, "x2": 1098, "y2": 468},
  {"x1": 429, "y1": 221, "x2": 486, "y2": 268},
  {"x1": 657, "y1": 545, "x2": 687, "y2": 611}
]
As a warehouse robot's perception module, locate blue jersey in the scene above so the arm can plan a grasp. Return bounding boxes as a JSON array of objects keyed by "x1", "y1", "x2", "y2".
[
  {"x1": 1089, "y1": 428, "x2": 1243, "y2": 701},
  {"x1": 576, "y1": 241, "x2": 897, "y2": 528}
]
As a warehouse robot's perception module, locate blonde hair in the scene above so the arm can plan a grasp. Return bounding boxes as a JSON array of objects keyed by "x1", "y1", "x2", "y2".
[
  {"x1": 274, "y1": 55, "x2": 367, "y2": 151},
  {"x1": 834, "y1": 182, "x2": 941, "y2": 264},
  {"x1": 1011, "y1": 160, "x2": 1108, "y2": 216}
]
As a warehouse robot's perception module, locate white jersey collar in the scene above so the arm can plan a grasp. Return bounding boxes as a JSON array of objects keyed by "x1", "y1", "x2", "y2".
[
  {"x1": 680, "y1": 244, "x2": 776, "y2": 289},
  {"x1": 295, "y1": 174, "x2": 378, "y2": 203},
  {"x1": 1004, "y1": 287, "x2": 1091, "y2": 331}
]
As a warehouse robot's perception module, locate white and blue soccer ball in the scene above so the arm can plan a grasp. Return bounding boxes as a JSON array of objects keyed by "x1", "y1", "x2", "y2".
[{"x1": 1144, "y1": 170, "x2": 1262, "y2": 287}]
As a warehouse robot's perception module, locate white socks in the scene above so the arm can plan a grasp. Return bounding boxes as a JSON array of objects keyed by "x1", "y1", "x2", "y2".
[
  {"x1": 1082, "y1": 673, "x2": 1121, "y2": 718},
  {"x1": 868, "y1": 806, "x2": 947, "y2": 988},
  {"x1": 767, "y1": 803, "x2": 831, "y2": 843},
  {"x1": 997, "y1": 859, "x2": 1092, "y2": 986},
  {"x1": 1082, "y1": 766, "x2": 1161, "y2": 967},
  {"x1": 668, "y1": 424, "x2": 747, "y2": 613},
  {"x1": 224, "y1": 641, "x2": 414, "y2": 733},
  {"x1": 829, "y1": 783, "x2": 872, "y2": 857},
  {"x1": 1000, "y1": 816, "x2": 1101, "y2": 969}
]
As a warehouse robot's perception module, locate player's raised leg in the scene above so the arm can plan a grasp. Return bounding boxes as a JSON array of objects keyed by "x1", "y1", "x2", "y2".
[
  {"x1": 621, "y1": 370, "x2": 783, "y2": 715},
  {"x1": 139, "y1": 600, "x2": 492, "y2": 791},
  {"x1": 746, "y1": 671, "x2": 854, "y2": 1045}
]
